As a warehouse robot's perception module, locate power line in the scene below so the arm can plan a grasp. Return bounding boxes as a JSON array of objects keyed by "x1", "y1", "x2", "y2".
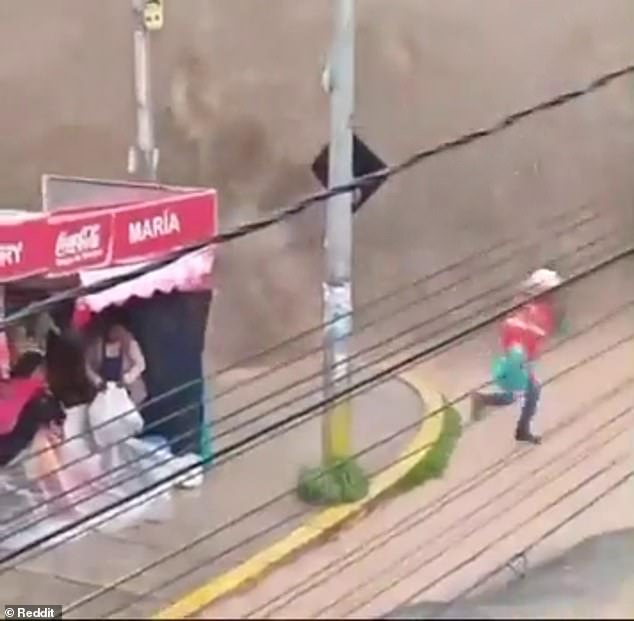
[
  {"x1": 3, "y1": 204, "x2": 612, "y2": 511},
  {"x1": 1, "y1": 208, "x2": 612, "y2": 520},
  {"x1": 252, "y1": 389, "x2": 633, "y2": 618},
  {"x1": 210, "y1": 208, "x2": 605, "y2": 432},
  {"x1": 0, "y1": 67, "x2": 625, "y2": 510},
  {"x1": 393, "y1": 457, "x2": 628, "y2": 611},
  {"x1": 99, "y1": 432, "x2": 625, "y2": 618},
  {"x1": 212, "y1": 228, "x2": 622, "y2": 443},
  {"x1": 2, "y1": 61, "x2": 633, "y2": 331},
  {"x1": 211, "y1": 203, "x2": 598, "y2": 396},
  {"x1": 1, "y1": 56, "x2": 630, "y2": 614},
  {"x1": 3, "y1": 242, "x2": 631, "y2": 557},
  {"x1": 4, "y1": 202, "x2": 611, "y2": 512},
  {"x1": 3, "y1": 238, "x2": 627, "y2": 546},
  {"x1": 436, "y1": 469, "x2": 634, "y2": 618},
  {"x1": 2, "y1": 202, "x2": 603, "y2": 480},
  {"x1": 327, "y1": 405, "x2": 633, "y2": 618},
  {"x1": 1, "y1": 230, "x2": 629, "y2": 574},
  {"x1": 75, "y1": 385, "x2": 632, "y2": 618},
  {"x1": 62, "y1": 309, "x2": 634, "y2": 616},
  {"x1": 213, "y1": 241, "x2": 631, "y2": 466}
]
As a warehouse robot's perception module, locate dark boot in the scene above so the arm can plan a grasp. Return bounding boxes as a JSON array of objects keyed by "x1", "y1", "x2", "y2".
[
  {"x1": 515, "y1": 378, "x2": 541, "y2": 445},
  {"x1": 515, "y1": 430, "x2": 542, "y2": 445}
]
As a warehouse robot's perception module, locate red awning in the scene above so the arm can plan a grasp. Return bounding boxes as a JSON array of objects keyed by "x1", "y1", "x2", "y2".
[
  {"x1": 0, "y1": 182, "x2": 218, "y2": 284},
  {"x1": 77, "y1": 248, "x2": 214, "y2": 313}
]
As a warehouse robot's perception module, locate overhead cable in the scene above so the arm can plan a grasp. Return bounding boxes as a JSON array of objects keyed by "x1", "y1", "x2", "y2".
[
  {"x1": 2, "y1": 62, "x2": 634, "y2": 330},
  {"x1": 1, "y1": 201, "x2": 604, "y2": 478},
  {"x1": 394, "y1": 457, "x2": 629, "y2": 610},
  {"x1": 253, "y1": 390, "x2": 634, "y2": 618},
  {"x1": 2, "y1": 243, "x2": 631, "y2": 556},
  {"x1": 3, "y1": 239, "x2": 628, "y2": 546},
  {"x1": 210, "y1": 203, "x2": 598, "y2": 396},
  {"x1": 98, "y1": 416, "x2": 634, "y2": 619},
  {"x1": 328, "y1": 405, "x2": 633, "y2": 618},
  {"x1": 2, "y1": 208, "x2": 612, "y2": 502},
  {"x1": 62, "y1": 314, "x2": 634, "y2": 616},
  {"x1": 210, "y1": 207, "x2": 604, "y2": 429},
  {"x1": 213, "y1": 242, "x2": 631, "y2": 466},
  {"x1": 211, "y1": 229, "x2": 623, "y2": 443},
  {"x1": 435, "y1": 470, "x2": 634, "y2": 618}
]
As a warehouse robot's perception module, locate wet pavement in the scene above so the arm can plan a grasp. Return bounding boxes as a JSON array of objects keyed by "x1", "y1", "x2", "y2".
[
  {"x1": 390, "y1": 528, "x2": 634, "y2": 619},
  {"x1": 199, "y1": 260, "x2": 634, "y2": 619},
  {"x1": 0, "y1": 365, "x2": 422, "y2": 618}
]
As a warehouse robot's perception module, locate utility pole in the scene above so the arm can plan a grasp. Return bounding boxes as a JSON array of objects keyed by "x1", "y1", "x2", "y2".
[
  {"x1": 322, "y1": 0, "x2": 355, "y2": 464},
  {"x1": 129, "y1": 0, "x2": 162, "y2": 181}
]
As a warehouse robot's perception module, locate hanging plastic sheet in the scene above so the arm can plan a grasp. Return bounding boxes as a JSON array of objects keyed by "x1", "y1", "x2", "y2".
[{"x1": 0, "y1": 392, "x2": 180, "y2": 553}]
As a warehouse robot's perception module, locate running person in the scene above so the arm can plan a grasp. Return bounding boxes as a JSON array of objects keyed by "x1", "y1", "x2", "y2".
[{"x1": 470, "y1": 268, "x2": 564, "y2": 444}]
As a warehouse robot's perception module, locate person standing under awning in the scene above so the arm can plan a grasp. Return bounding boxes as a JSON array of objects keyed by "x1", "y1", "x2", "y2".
[{"x1": 86, "y1": 312, "x2": 148, "y2": 406}]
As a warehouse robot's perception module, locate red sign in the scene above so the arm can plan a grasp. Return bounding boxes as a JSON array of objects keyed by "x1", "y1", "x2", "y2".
[
  {"x1": 0, "y1": 217, "x2": 50, "y2": 282},
  {"x1": 49, "y1": 211, "x2": 114, "y2": 274},
  {"x1": 0, "y1": 189, "x2": 217, "y2": 283},
  {"x1": 111, "y1": 192, "x2": 217, "y2": 264}
]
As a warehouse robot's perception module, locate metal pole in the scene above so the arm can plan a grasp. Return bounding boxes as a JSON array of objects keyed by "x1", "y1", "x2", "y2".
[
  {"x1": 322, "y1": 0, "x2": 355, "y2": 463},
  {"x1": 130, "y1": 0, "x2": 158, "y2": 181}
]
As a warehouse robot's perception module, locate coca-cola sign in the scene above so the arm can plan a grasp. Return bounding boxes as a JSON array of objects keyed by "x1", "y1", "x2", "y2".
[
  {"x1": 49, "y1": 212, "x2": 113, "y2": 273},
  {"x1": 55, "y1": 224, "x2": 101, "y2": 263}
]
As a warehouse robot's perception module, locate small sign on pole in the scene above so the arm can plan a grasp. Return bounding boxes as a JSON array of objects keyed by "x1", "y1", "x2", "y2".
[{"x1": 311, "y1": 134, "x2": 387, "y2": 213}]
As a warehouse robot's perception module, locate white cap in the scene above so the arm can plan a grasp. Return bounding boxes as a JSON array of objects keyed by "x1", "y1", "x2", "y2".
[{"x1": 523, "y1": 268, "x2": 562, "y2": 294}]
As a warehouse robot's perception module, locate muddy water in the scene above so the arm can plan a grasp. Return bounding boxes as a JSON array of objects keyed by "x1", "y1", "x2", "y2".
[{"x1": 390, "y1": 529, "x2": 634, "y2": 619}]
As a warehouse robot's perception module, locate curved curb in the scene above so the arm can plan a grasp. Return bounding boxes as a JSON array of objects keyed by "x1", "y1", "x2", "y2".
[{"x1": 152, "y1": 372, "x2": 446, "y2": 619}]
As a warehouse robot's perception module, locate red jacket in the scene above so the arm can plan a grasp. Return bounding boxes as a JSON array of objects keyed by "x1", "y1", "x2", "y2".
[
  {"x1": 0, "y1": 377, "x2": 46, "y2": 435},
  {"x1": 500, "y1": 301, "x2": 555, "y2": 362}
]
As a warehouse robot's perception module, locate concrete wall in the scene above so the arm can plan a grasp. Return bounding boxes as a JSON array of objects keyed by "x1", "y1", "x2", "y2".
[{"x1": 2, "y1": 1, "x2": 634, "y2": 364}]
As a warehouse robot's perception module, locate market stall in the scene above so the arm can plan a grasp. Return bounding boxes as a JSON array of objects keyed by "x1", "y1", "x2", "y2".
[
  {"x1": 0, "y1": 175, "x2": 218, "y2": 460},
  {"x1": 0, "y1": 176, "x2": 218, "y2": 551}
]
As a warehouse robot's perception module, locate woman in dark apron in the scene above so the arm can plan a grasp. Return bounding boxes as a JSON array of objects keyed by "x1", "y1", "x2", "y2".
[
  {"x1": 86, "y1": 321, "x2": 147, "y2": 405},
  {"x1": 99, "y1": 337, "x2": 124, "y2": 387}
]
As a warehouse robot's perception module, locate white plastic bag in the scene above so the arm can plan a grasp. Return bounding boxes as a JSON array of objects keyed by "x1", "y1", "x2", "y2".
[
  {"x1": 58, "y1": 404, "x2": 102, "y2": 493},
  {"x1": 88, "y1": 382, "x2": 143, "y2": 448}
]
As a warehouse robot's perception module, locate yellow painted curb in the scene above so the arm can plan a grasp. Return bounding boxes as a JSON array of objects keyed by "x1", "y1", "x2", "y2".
[{"x1": 153, "y1": 371, "x2": 446, "y2": 619}]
